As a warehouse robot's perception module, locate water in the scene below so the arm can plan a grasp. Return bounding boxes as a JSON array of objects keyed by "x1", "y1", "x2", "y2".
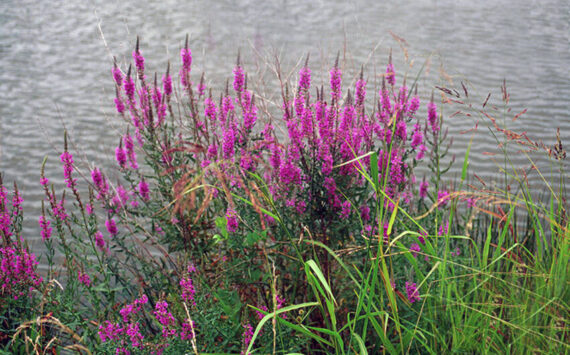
[{"x1": 0, "y1": 0, "x2": 568, "y2": 253}]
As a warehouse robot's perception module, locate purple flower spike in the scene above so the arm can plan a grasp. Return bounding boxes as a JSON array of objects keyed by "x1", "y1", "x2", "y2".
[
  {"x1": 39, "y1": 216, "x2": 52, "y2": 241},
  {"x1": 405, "y1": 281, "x2": 421, "y2": 303},
  {"x1": 355, "y1": 78, "x2": 366, "y2": 107},
  {"x1": 181, "y1": 48, "x2": 192, "y2": 72},
  {"x1": 419, "y1": 180, "x2": 428, "y2": 198},
  {"x1": 60, "y1": 151, "x2": 76, "y2": 189},
  {"x1": 163, "y1": 74, "x2": 172, "y2": 97},
  {"x1": 233, "y1": 65, "x2": 245, "y2": 93},
  {"x1": 299, "y1": 66, "x2": 311, "y2": 92},
  {"x1": 115, "y1": 141, "x2": 127, "y2": 169},
  {"x1": 138, "y1": 179, "x2": 150, "y2": 201},
  {"x1": 124, "y1": 133, "x2": 138, "y2": 170},
  {"x1": 226, "y1": 208, "x2": 238, "y2": 233},
  {"x1": 330, "y1": 66, "x2": 342, "y2": 102},
  {"x1": 105, "y1": 218, "x2": 117, "y2": 237},
  {"x1": 386, "y1": 51, "x2": 395, "y2": 86},
  {"x1": 114, "y1": 97, "x2": 125, "y2": 114},
  {"x1": 124, "y1": 70, "x2": 135, "y2": 100},
  {"x1": 428, "y1": 98, "x2": 439, "y2": 133},
  {"x1": 410, "y1": 243, "x2": 421, "y2": 258},
  {"x1": 112, "y1": 64, "x2": 123, "y2": 87},
  {"x1": 91, "y1": 168, "x2": 109, "y2": 199},
  {"x1": 133, "y1": 37, "x2": 145, "y2": 75},
  {"x1": 94, "y1": 231, "x2": 106, "y2": 250}
]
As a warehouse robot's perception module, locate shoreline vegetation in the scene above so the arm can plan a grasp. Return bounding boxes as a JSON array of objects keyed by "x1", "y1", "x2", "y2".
[{"x1": 1, "y1": 36, "x2": 568, "y2": 354}]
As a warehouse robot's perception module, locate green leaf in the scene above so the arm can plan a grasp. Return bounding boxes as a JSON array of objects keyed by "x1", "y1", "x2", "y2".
[{"x1": 215, "y1": 216, "x2": 228, "y2": 239}]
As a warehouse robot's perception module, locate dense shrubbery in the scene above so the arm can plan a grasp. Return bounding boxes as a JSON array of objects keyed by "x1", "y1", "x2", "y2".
[{"x1": 0, "y1": 37, "x2": 568, "y2": 354}]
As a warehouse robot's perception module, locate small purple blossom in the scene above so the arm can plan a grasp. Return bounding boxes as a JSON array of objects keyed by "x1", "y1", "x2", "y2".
[
  {"x1": 60, "y1": 151, "x2": 76, "y2": 188},
  {"x1": 162, "y1": 73, "x2": 172, "y2": 96},
  {"x1": 241, "y1": 323, "x2": 254, "y2": 355},
  {"x1": 124, "y1": 133, "x2": 138, "y2": 170},
  {"x1": 419, "y1": 180, "x2": 428, "y2": 198},
  {"x1": 340, "y1": 200, "x2": 351, "y2": 219},
  {"x1": 39, "y1": 216, "x2": 52, "y2": 241},
  {"x1": 133, "y1": 49, "x2": 145, "y2": 75},
  {"x1": 115, "y1": 143, "x2": 127, "y2": 169},
  {"x1": 78, "y1": 270, "x2": 91, "y2": 287},
  {"x1": 330, "y1": 66, "x2": 342, "y2": 102},
  {"x1": 405, "y1": 281, "x2": 421, "y2": 303},
  {"x1": 180, "y1": 276, "x2": 197, "y2": 306},
  {"x1": 105, "y1": 219, "x2": 117, "y2": 237},
  {"x1": 386, "y1": 62, "x2": 395, "y2": 86},
  {"x1": 410, "y1": 243, "x2": 421, "y2": 258},
  {"x1": 138, "y1": 179, "x2": 150, "y2": 201},
  {"x1": 226, "y1": 208, "x2": 238, "y2": 233},
  {"x1": 94, "y1": 231, "x2": 106, "y2": 250},
  {"x1": 233, "y1": 65, "x2": 245, "y2": 93},
  {"x1": 428, "y1": 101, "x2": 439, "y2": 133},
  {"x1": 299, "y1": 66, "x2": 311, "y2": 91},
  {"x1": 438, "y1": 190, "x2": 450, "y2": 207}
]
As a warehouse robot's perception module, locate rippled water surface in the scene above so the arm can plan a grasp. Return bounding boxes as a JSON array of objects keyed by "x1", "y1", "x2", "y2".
[{"x1": 0, "y1": 0, "x2": 568, "y2": 251}]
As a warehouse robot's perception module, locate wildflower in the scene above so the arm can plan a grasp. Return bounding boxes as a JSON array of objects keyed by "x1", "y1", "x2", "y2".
[
  {"x1": 419, "y1": 180, "x2": 428, "y2": 198},
  {"x1": 60, "y1": 151, "x2": 76, "y2": 188},
  {"x1": 39, "y1": 216, "x2": 52, "y2": 241},
  {"x1": 124, "y1": 71, "x2": 135, "y2": 100},
  {"x1": 138, "y1": 179, "x2": 150, "y2": 201},
  {"x1": 226, "y1": 208, "x2": 238, "y2": 233},
  {"x1": 233, "y1": 65, "x2": 245, "y2": 93},
  {"x1": 154, "y1": 301, "x2": 177, "y2": 338},
  {"x1": 78, "y1": 270, "x2": 91, "y2": 287},
  {"x1": 133, "y1": 45, "x2": 145, "y2": 75},
  {"x1": 386, "y1": 58, "x2": 395, "y2": 86},
  {"x1": 410, "y1": 243, "x2": 421, "y2": 258},
  {"x1": 180, "y1": 44, "x2": 192, "y2": 87},
  {"x1": 98, "y1": 321, "x2": 120, "y2": 342},
  {"x1": 418, "y1": 231, "x2": 427, "y2": 245},
  {"x1": 408, "y1": 95, "x2": 420, "y2": 116},
  {"x1": 106, "y1": 218, "x2": 117, "y2": 237},
  {"x1": 94, "y1": 231, "x2": 106, "y2": 250},
  {"x1": 115, "y1": 139, "x2": 127, "y2": 169},
  {"x1": 181, "y1": 47, "x2": 192, "y2": 72},
  {"x1": 180, "y1": 275, "x2": 197, "y2": 306},
  {"x1": 330, "y1": 65, "x2": 342, "y2": 102},
  {"x1": 299, "y1": 66, "x2": 311, "y2": 92},
  {"x1": 340, "y1": 200, "x2": 351, "y2": 219},
  {"x1": 416, "y1": 144, "x2": 427, "y2": 160},
  {"x1": 124, "y1": 133, "x2": 138, "y2": 170},
  {"x1": 405, "y1": 281, "x2": 421, "y2": 303},
  {"x1": 126, "y1": 322, "x2": 144, "y2": 349},
  {"x1": 241, "y1": 323, "x2": 254, "y2": 355},
  {"x1": 355, "y1": 77, "x2": 366, "y2": 107},
  {"x1": 40, "y1": 176, "x2": 49, "y2": 186},
  {"x1": 162, "y1": 72, "x2": 172, "y2": 96},
  {"x1": 411, "y1": 123, "x2": 423, "y2": 149},
  {"x1": 53, "y1": 199, "x2": 68, "y2": 222},
  {"x1": 112, "y1": 64, "x2": 123, "y2": 87},
  {"x1": 427, "y1": 99, "x2": 439, "y2": 133},
  {"x1": 256, "y1": 305, "x2": 268, "y2": 320},
  {"x1": 438, "y1": 221, "x2": 449, "y2": 236},
  {"x1": 222, "y1": 127, "x2": 236, "y2": 159},
  {"x1": 437, "y1": 190, "x2": 450, "y2": 207},
  {"x1": 91, "y1": 168, "x2": 109, "y2": 199},
  {"x1": 204, "y1": 96, "x2": 218, "y2": 122},
  {"x1": 114, "y1": 97, "x2": 125, "y2": 114},
  {"x1": 180, "y1": 322, "x2": 195, "y2": 341},
  {"x1": 360, "y1": 205, "x2": 371, "y2": 222}
]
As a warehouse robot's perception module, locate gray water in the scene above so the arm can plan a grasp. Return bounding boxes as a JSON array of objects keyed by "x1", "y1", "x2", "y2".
[{"x1": 0, "y1": 0, "x2": 568, "y2": 253}]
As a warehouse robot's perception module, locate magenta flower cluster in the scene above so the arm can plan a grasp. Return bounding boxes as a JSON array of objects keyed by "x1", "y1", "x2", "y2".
[
  {"x1": 99, "y1": 293, "x2": 195, "y2": 354},
  {"x1": 1, "y1": 246, "x2": 43, "y2": 300}
]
